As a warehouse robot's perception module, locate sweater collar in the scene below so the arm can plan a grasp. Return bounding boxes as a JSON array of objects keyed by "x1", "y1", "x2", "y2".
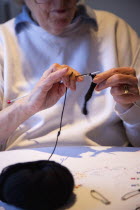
[{"x1": 15, "y1": 4, "x2": 98, "y2": 33}]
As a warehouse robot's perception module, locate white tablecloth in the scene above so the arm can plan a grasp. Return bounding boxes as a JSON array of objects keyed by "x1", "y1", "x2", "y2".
[{"x1": 0, "y1": 146, "x2": 140, "y2": 210}]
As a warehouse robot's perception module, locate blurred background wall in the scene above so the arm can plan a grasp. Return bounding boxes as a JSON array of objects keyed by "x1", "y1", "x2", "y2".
[
  {"x1": 0, "y1": 0, "x2": 140, "y2": 35},
  {"x1": 87, "y1": 0, "x2": 140, "y2": 35}
]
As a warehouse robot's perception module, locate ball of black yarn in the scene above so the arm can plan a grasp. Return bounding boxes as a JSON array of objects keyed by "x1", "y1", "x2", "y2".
[{"x1": 0, "y1": 160, "x2": 74, "y2": 210}]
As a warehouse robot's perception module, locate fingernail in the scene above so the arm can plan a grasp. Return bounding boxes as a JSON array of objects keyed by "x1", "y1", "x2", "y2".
[
  {"x1": 77, "y1": 76, "x2": 84, "y2": 82},
  {"x1": 70, "y1": 87, "x2": 76, "y2": 91},
  {"x1": 95, "y1": 84, "x2": 101, "y2": 91},
  {"x1": 62, "y1": 67, "x2": 68, "y2": 71},
  {"x1": 93, "y1": 77, "x2": 99, "y2": 82}
]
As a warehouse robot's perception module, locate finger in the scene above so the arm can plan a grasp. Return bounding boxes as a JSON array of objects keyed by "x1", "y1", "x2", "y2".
[
  {"x1": 110, "y1": 85, "x2": 140, "y2": 96},
  {"x1": 37, "y1": 67, "x2": 68, "y2": 90},
  {"x1": 61, "y1": 73, "x2": 75, "y2": 89},
  {"x1": 52, "y1": 83, "x2": 66, "y2": 98},
  {"x1": 45, "y1": 83, "x2": 66, "y2": 108},
  {"x1": 61, "y1": 65, "x2": 84, "y2": 82},
  {"x1": 69, "y1": 79, "x2": 76, "y2": 90},
  {"x1": 61, "y1": 75, "x2": 70, "y2": 87},
  {"x1": 113, "y1": 94, "x2": 140, "y2": 105},
  {"x1": 95, "y1": 74, "x2": 138, "y2": 91},
  {"x1": 61, "y1": 69, "x2": 83, "y2": 89},
  {"x1": 93, "y1": 67, "x2": 135, "y2": 84},
  {"x1": 42, "y1": 63, "x2": 61, "y2": 78},
  {"x1": 58, "y1": 83, "x2": 66, "y2": 97}
]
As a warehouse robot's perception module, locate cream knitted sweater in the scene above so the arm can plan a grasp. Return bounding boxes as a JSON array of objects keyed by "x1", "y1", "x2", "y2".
[{"x1": 0, "y1": 5, "x2": 140, "y2": 150}]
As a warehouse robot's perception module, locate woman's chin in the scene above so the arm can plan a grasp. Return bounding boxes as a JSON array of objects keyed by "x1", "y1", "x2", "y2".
[{"x1": 43, "y1": 21, "x2": 70, "y2": 35}]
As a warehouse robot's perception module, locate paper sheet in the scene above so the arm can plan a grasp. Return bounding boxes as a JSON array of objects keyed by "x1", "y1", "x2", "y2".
[{"x1": 0, "y1": 146, "x2": 140, "y2": 210}]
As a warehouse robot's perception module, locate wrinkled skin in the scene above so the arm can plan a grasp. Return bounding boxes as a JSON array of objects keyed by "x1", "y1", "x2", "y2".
[{"x1": 94, "y1": 67, "x2": 140, "y2": 108}]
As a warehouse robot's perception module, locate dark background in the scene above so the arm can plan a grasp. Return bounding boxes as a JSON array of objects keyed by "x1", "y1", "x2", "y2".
[
  {"x1": 87, "y1": 0, "x2": 140, "y2": 35},
  {"x1": 0, "y1": 0, "x2": 140, "y2": 35}
]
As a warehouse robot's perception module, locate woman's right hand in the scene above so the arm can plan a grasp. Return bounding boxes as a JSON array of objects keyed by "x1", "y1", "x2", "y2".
[{"x1": 18, "y1": 63, "x2": 83, "y2": 115}]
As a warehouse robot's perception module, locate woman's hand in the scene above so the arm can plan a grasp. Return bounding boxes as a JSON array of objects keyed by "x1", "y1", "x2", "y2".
[
  {"x1": 20, "y1": 63, "x2": 83, "y2": 114},
  {"x1": 60, "y1": 64, "x2": 83, "y2": 90},
  {"x1": 93, "y1": 67, "x2": 140, "y2": 108},
  {"x1": 0, "y1": 63, "x2": 84, "y2": 142}
]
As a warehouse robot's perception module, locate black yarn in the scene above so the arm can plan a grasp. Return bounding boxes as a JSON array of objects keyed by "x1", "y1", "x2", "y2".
[
  {"x1": 0, "y1": 160, "x2": 74, "y2": 210},
  {"x1": 48, "y1": 87, "x2": 68, "y2": 160},
  {"x1": 82, "y1": 74, "x2": 96, "y2": 115}
]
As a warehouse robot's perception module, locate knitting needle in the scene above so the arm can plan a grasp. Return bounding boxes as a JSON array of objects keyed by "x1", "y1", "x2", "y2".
[
  {"x1": 7, "y1": 94, "x2": 28, "y2": 104},
  {"x1": 7, "y1": 71, "x2": 100, "y2": 104},
  {"x1": 76, "y1": 71, "x2": 100, "y2": 77}
]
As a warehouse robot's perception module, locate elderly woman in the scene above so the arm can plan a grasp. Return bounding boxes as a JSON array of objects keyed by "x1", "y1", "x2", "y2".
[{"x1": 0, "y1": 0, "x2": 140, "y2": 150}]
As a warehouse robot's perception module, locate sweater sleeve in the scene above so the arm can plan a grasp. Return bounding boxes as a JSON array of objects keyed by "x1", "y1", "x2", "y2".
[
  {"x1": 115, "y1": 17, "x2": 140, "y2": 146},
  {"x1": 115, "y1": 102, "x2": 140, "y2": 146},
  {"x1": 0, "y1": 38, "x2": 4, "y2": 111}
]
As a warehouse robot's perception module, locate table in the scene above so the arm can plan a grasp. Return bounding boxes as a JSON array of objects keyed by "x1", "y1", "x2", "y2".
[{"x1": 0, "y1": 146, "x2": 140, "y2": 210}]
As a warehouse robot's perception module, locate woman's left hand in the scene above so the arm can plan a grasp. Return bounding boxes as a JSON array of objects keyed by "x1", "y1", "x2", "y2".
[{"x1": 93, "y1": 67, "x2": 140, "y2": 108}]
